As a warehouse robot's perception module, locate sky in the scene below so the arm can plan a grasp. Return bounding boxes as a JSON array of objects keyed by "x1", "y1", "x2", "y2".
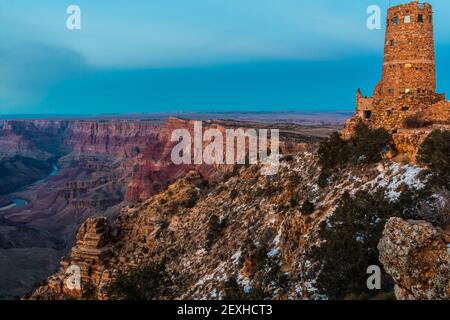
[{"x1": 1, "y1": 0, "x2": 450, "y2": 115}]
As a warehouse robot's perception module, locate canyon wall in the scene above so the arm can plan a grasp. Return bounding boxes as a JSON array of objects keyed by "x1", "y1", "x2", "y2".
[
  {"x1": 125, "y1": 117, "x2": 234, "y2": 201},
  {"x1": 65, "y1": 120, "x2": 160, "y2": 157},
  {"x1": 1, "y1": 117, "x2": 312, "y2": 199},
  {"x1": 0, "y1": 120, "x2": 69, "y2": 159}
]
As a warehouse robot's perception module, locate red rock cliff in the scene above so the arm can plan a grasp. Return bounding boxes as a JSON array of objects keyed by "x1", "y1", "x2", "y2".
[{"x1": 65, "y1": 120, "x2": 160, "y2": 157}]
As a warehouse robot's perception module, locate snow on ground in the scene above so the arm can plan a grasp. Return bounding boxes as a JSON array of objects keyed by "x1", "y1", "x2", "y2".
[
  {"x1": 363, "y1": 162, "x2": 425, "y2": 200},
  {"x1": 267, "y1": 247, "x2": 280, "y2": 258},
  {"x1": 237, "y1": 273, "x2": 252, "y2": 294},
  {"x1": 231, "y1": 249, "x2": 242, "y2": 266},
  {"x1": 268, "y1": 223, "x2": 283, "y2": 258}
]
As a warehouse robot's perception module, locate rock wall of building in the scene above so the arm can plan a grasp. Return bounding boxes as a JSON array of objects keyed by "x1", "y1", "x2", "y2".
[
  {"x1": 391, "y1": 128, "x2": 430, "y2": 160},
  {"x1": 424, "y1": 100, "x2": 450, "y2": 124},
  {"x1": 375, "y1": 2, "x2": 435, "y2": 99},
  {"x1": 343, "y1": 1, "x2": 449, "y2": 153}
]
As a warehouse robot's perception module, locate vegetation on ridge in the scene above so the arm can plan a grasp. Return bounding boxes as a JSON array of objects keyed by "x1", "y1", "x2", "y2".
[
  {"x1": 312, "y1": 179, "x2": 447, "y2": 300},
  {"x1": 106, "y1": 262, "x2": 173, "y2": 300},
  {"x1": 418, "y1": 130, "x2": 450, "y2": 190},
  {"x1": 318, "y1": 124, "x2": 391, "y2": 187}
]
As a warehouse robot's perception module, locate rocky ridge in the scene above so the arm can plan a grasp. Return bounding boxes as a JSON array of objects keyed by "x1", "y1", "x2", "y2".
[
  {"x1": 1, "y1": 117, "x2": 314, "y2": 298},
  {"x1": 29, "y1": 147, "x2": 447, "y2": 300}
]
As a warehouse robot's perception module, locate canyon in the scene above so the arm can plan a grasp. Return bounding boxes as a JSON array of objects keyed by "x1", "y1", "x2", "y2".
[
  {"x1": 2, "y1": 113, "x2": 447, "y2": 300},
  {"x1": 0, "y1": 115, "x2": 337, "y2": 299},
  {"x1": 2, "y1": 1, "x2": 448, "y2": 302}
]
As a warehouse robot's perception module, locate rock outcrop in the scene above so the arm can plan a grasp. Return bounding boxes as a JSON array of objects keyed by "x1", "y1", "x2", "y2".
[
  {"x1": 378, "y1": 217, "x2": 449, "y2": 300},
  {"x1": 36, "y1": 217, "x2": 114, "y2": 299}
]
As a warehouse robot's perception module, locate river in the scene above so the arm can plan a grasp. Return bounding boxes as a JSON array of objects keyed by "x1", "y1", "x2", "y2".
[{"x1": 0, "y1": 163, "x2": 59, "y2": 211}]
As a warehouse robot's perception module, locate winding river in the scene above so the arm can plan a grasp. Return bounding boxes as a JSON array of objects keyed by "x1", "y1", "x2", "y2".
[{"x1": 0, "y1": 163, "x2": 59, "y2": 211}]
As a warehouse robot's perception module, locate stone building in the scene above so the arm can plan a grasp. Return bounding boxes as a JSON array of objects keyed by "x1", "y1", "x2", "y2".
[{"x1": 343, "y1": 1, "x2": 450, "y2": 142}]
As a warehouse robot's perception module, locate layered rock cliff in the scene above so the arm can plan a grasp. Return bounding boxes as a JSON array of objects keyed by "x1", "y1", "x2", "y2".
[
  {"x1": 125, "y1": 118, "x2": 234, "y2": 202},
  {"x1": 64, "y1": 120, "x2": 160, "y2": 157},
  {"x1": 0, "y1": 120, "x2": 68, "y2": 160},
  {"x1": 125, "y1": 117, "x2": 312, "y2": 202}
]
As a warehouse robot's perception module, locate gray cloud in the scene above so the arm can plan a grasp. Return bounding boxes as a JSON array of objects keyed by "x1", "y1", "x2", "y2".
[
  {"x1": 0, "y1": 5, "x2": 89, "y2": 112},
  {"x1": 0, "y1": 43, "x2": 89, "y2": 112}
]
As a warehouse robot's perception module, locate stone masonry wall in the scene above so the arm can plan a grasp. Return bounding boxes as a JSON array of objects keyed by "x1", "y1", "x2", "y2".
[
  {"x1": 375, "y1": 1, "x2": 435, "y2": 99},
  {"x1": 343, "y1": 1, "x2": 449, "y2": 142}
]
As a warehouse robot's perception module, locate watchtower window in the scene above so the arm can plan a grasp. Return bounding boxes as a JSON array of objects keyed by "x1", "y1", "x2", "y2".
[
  {"x1": 393, "y1": 16, "x2": 399, "y2": 25},
  {"x1": 363, "y1": 110, "x2": 372, "y2": 119},
  {"x1": 428, "y1": 15, "x2": 432, "y2": 23},
  {"x1": 404, "y1": 15, "x2": 411, "y2": 23},
  {"x1": 390, "y1": 40, "x2": 395, "y2": 47},
  {"x1": 388, "y1": 88, "x2": 394, "y2": 94},
  {"x1": 386, "y1": 110, "x2": 392, "y2": 116},
  {"x1": 418, "y1": 14, "x2": 424, "y2": 23},
  {"x1": 402, "y1": 106, "x2": 409, "y2": 112}
]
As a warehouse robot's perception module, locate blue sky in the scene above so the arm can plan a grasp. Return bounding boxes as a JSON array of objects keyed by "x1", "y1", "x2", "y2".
[{"x1": 1, "y1": 0, "x2": 450, "y2": 114}]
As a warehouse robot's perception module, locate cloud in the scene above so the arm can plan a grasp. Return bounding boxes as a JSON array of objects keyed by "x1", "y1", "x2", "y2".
[
  {"x1": 0, "y1": 43, "x2": 89, "y2": 113},
  {"x1": 0, "y1": 0, "x2": 387, "y2": 69},
  {"x1": 2, "y1": 0, "x2": 450, "y2": 70},
  {"x1": 0, "y1": 0, "x2": 449, "y2": 114},
  {"x1": 0, "y1": 3, "x2": 90, "y2": 113}
]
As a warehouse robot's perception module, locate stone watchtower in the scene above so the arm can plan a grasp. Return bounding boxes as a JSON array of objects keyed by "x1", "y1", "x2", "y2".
[
  {"x1": 376, "y1": 1, "x2": 436, "y2": 100},
  {"x1": 344, "y1": 1, "x2": 449, "y2": 137}
]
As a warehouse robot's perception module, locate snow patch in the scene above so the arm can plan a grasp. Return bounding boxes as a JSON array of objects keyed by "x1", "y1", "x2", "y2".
[
  {"x1": 237, "y1": 273, "x2": 252, "y2": 294},
  {"x1": 231, "y1": 249, "x2": 242, "y2": 266},
  {"x1": 267, "y1": 247, "x2": 280, "y2": 258}
]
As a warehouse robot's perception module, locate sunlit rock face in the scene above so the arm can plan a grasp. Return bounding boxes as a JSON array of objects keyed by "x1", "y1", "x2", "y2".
[{"x1": 379, "y1": 217, "x2": 449, "y2": 300}]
